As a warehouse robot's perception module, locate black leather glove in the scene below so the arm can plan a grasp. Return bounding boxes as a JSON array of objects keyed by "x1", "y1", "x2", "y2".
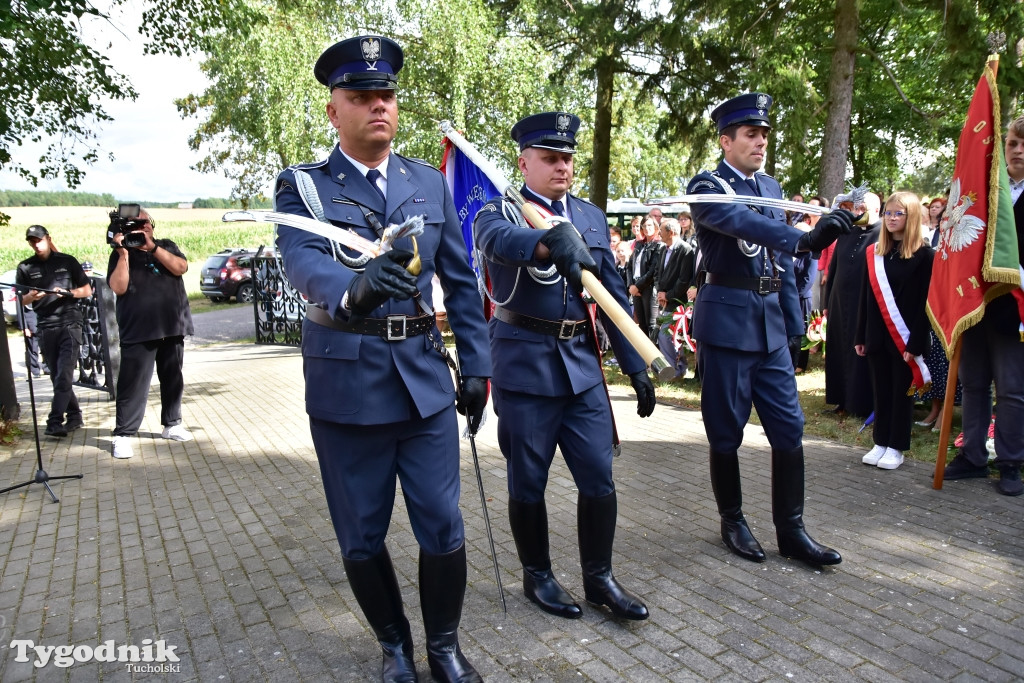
[
  {"x1": 456, "y1": 376, "x2": 488, "y2": 433},
  {"x1": 345, "y1": 249, "x2": 418, "y2": 317},
  {"x1": 629, "y1": 370, "x2": 656, "y2": 418},
  {"x1": 797, "y1": 209, "x2": 855, "y2": 253},
  {"x1": 539, "y1": 220, "x2": 598, "y2": 291}
]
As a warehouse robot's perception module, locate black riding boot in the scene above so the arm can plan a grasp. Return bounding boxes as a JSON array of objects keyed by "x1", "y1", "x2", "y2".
[
  {"x1": 419, "y1": 544, "x2": 482, "y2": 683},
  {"x1": 578, "y1": 492, "x2": 649, "y2": 620},
  {"x1": 342, "y1": 549, "x2": 418, "y2": 683},
  {"x1": 771, "y1": 447, "x2": 842, "y2": 566},
  {"x1": 508, "y1": 498, "x2": 582, "y2": 619},
  {"x1": 709, "y1": 450, "x2": 766, "y2": 562}
]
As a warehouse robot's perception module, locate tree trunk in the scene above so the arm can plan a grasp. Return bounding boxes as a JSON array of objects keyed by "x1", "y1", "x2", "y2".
[
  {"x1": 590, "y1": 53, "x2": 615, "y2": 212},
  {"x1": 818, "y1": 0, "x2": 859, "y2": 202}
]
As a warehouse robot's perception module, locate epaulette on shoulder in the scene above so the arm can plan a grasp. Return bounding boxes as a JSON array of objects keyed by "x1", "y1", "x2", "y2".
[
  {"x1": 688, "y1": 170, "x2": 719, "y2": 192},
  {"x1": 570, "y1": 193, "x2": 599, "y2": 211},
  {"x1": 395, "y1": 153, "x2": 442, "y2": 174},
  {"x1": 285, "y1": 158, "x2": 329, "y2": 172}
]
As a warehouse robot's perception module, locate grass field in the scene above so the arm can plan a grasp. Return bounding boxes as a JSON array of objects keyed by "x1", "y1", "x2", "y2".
[{"x1": 1, "y1": 206, "x2": 276, "y2": 298}]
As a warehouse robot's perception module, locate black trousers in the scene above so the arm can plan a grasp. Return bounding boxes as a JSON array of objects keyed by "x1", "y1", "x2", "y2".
[
  {"x1": 113, "y1": 336, "x2": 185, "y2": 436},
  {"x1": 868, "y1": 350, "x2": 914, "y2": 451},
  {"x1": 632, "y1": 289, "x2": 658, "y2": 339},
  {"x1": 39, "y1": 325, "x2": 82, "y2": 428}
]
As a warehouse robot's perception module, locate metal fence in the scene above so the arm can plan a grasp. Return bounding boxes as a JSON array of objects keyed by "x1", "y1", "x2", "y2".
[{"x1": 252, "y1": 254, "x2": 305, "y2": 346}]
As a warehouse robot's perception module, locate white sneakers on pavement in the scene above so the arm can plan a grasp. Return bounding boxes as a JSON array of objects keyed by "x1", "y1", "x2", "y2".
[
  {"x1": 876, "y1": 448, "x2": 904, "y2": 470},
  {"x1": 862, "y1": 444, "x2": 886, "y2": 466},
  {"x1": 161, "y1": 425, "x2": 194, "y2": 442},
  {"x1": 112, "y1": 436, "x2": 134, "y2": 459}
]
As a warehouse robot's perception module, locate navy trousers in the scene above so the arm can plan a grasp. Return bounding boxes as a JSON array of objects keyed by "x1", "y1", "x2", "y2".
[
  {"x1": 310, "y1": 406, "x2": 464, "y2": 559},
  {"x1": 492, "y1": 384, "x2": 615, "y2": 502},
  {"x1": 697, "y1": 342, "x2": 804, "y2": 452}
]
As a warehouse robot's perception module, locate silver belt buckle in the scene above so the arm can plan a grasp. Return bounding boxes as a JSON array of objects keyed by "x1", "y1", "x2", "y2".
[
  {"x1": 757, "y1": 276, "x2": 772, "y2": 294},
  {"x1": 558, "y1": 320, "x2": 577, "y2": 340},
  {"x1": 386, "y1": 315, "x2": 408, "y2": 341}
]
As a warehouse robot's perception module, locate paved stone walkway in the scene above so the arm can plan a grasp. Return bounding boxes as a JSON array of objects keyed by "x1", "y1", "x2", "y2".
[{"x1": 0, "y1": 335, "x2": 1022, "y2": 682}]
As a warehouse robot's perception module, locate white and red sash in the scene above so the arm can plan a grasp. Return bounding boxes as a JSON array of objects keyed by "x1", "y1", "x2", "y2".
[{"x1": 866, "y1": 244, "x2": 931, "y2": 394}]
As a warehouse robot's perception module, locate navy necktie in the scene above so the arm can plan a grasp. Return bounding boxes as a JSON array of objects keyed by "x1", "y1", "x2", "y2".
[
  {"x1": 745, "y1": 177, "x2": 760, "y2": 196},
  {"x1": 366, "y1": 169, "x2": 385, "y2": 202},
  {"x1": 550, "y1": 199, "x2": 564, "y2": 217}
]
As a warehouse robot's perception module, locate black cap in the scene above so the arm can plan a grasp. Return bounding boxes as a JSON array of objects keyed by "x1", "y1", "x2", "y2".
[
  {"x1": 710, "y1": 93, "x2": 773, "y2": 133},
  {"x1": 26, "y1": 225, "x2": 48, "y2": 240},
  {"x1": 314, "y1": 36, "x2": 403, "y2": 90},
  {"x1": 511, "y1": 112, "x2": 581, "y2": 154}
]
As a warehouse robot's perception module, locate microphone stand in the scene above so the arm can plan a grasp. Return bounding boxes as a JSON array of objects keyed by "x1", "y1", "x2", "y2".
[{"x1": 0, "y1": 283, "x2": 83, "y2": 503}]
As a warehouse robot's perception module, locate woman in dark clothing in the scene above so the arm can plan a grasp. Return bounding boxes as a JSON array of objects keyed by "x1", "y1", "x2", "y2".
[{"x1": 854, "y1": 191, "x2": 934, "y2": 470}]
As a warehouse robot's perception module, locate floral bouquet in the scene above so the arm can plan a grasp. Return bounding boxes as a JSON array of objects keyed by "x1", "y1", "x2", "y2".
[
  {"x1": 802, "y1": 310, "x2": 826, "y2": 353},
  {"x1": 656, "y1": 302, "x2": 696, "y2": 353}
]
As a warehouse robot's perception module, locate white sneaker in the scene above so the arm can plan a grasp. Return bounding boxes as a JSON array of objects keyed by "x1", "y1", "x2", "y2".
[
  {"x1": 161, "y1": 425, "x2": 194, "y2": 441},
  {"x1": 876, "y1": 448, "x2": 904, "y2": 470},
  {"x1": 112, "y1": 435, "x2": 134, "y2": 459},
  {"x1": 862, "y1": 444, "x2": 886, "y2": 465}
]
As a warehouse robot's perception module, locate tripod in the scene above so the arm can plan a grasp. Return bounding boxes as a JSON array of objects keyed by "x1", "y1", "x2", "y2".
[{"x1": 0, "y1": 284, "x2": 83, "y2": 503}]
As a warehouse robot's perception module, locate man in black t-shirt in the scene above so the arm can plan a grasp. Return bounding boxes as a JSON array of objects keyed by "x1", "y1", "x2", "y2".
[
  {"x1": 106, "y1": 208, "x2": 194, "y2": 460},
  {"x1": 16, "y1": 225, "x2": 93, "y2": 436}
]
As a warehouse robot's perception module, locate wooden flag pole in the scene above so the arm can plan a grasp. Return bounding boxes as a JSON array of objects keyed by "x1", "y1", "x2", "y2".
[{"x1": 932, "y1": 338, "x2": 962, "y2": 489}]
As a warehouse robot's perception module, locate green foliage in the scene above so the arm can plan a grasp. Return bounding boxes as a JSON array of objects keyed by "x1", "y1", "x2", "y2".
[
  {"x1": 0, "y1": 0, "x2": 134, "y2": 189},
  {"x1": 0, "y1": 190, "x2": 119, "y2": 207},
  {"x1": 655, "y1": 0, "x2": 1024, "y2": 198}
]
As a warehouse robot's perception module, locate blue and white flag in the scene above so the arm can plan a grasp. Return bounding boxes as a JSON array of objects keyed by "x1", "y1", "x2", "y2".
[{"x1": 441, "y1": 138, "x2": 500, "y2": 283}]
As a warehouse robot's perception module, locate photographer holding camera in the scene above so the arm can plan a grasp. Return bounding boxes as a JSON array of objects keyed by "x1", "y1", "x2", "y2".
[
  {"x1": 16, "y1": 225, "x2": 93, "y2": 436},
  {"x1": 105, "y1": 206, "x2": 195, "y2": 460}
]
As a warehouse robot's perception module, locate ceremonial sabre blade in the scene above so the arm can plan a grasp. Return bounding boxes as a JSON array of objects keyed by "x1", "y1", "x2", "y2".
[
  {"x1": 222, "y1": 210, "x2": 382, "y2": 256},
  {"x1": 439, "y1": 121, "x2": 673, "y2": 380}
]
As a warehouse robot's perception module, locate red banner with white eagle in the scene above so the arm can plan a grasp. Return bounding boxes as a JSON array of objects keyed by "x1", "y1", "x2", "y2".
[{"x1": 927, "y1": 57, "x2": 1021, "y2": 357}]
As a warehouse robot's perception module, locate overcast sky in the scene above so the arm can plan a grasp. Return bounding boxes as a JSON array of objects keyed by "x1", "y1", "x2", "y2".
[{"x1": 0, "y1": 3, "x2": 243, "y2": 204}]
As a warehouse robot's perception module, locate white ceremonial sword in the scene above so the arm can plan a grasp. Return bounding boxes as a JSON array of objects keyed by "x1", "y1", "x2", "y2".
[
  {"x1": 222, "y1": 210, "x2": 384, "y2": 257},
  {"x1": 648, "y1": 184, "x2": 870, "y2": 219}
]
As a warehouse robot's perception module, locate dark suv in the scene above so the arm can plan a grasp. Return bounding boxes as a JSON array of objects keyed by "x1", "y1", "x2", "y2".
[{"x1": 200, "y1": 248, "x2": 257, "y2": 303}]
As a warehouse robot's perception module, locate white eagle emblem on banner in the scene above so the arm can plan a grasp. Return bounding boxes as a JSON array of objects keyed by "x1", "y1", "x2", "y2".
[{"x1": 937, "y1": 176, "x2": 985, "y2": 260}]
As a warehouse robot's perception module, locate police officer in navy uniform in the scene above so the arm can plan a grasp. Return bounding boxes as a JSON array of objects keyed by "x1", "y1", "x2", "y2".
[
  {"x1": 687, "y1": 93, "x2": 853, "y2": 567},
  {"x1": 274, "y1": 35, "x2": 490, "y2": 683},
  {"x1": 474, "y1": 112, "x2": 656, "y2": 621}
]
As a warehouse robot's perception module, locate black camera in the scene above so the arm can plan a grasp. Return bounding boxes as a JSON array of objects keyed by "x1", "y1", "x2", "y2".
[{"x1": 106, "y1": 203, "x2": 148, "y2": 249}]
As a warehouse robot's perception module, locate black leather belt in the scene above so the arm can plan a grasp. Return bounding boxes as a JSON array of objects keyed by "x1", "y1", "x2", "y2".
[
  {"x1": 492, "y1": 305, "x2": 592, "y2": 340},
  {"x1": 703, "y1": 273, "x2": 782, "y2": 295},
  {"x1": 306, "y1": 305, "x2": 434, "y2": 341}
]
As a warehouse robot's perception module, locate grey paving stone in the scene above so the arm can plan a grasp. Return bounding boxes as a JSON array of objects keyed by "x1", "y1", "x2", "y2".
[{"x1": 1, "y1": 340, "x2": 1022, "y2": 681}]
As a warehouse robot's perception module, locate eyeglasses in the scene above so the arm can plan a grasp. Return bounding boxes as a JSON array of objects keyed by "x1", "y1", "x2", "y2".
[{"x1": 883, "y1": 211, "x2": 906, "y2": 218}]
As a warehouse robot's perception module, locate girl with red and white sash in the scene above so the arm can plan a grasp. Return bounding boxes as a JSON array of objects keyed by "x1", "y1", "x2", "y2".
[{"x1": 854, "y1": 191, "x2": 934, "y2": 470}]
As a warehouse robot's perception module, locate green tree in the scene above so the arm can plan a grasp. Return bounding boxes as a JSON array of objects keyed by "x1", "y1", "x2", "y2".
[{"x1": 176, "y1": 0, "x2": 564, "y2": 200}]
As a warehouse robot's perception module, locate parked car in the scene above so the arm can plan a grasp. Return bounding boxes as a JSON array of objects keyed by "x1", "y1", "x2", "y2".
[{"x1": 200, "y1": 248, "x2": 257, "y2": 303}]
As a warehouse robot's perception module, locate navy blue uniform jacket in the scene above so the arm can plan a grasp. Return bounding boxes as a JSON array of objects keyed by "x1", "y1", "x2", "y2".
[
  {"x1": 275, "y1": 145, "x2": 491, "y2": 425},
  {"x1": 474, "y1": 192, "x2": 645, "y2": 396},
  {"x1": 687, "y1": 162, "x2": 808, "y2": 352}
]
